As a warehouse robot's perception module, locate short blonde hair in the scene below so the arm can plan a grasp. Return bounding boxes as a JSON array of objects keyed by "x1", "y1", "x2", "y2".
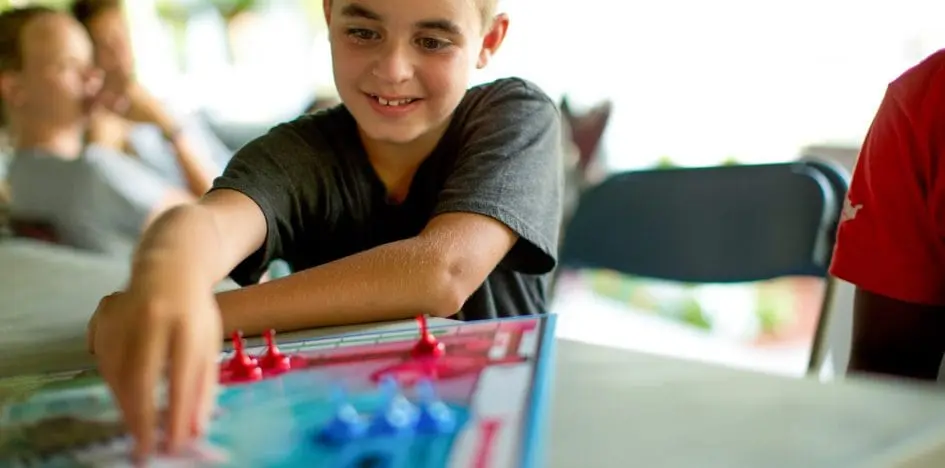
[
  {"x1": 476, "y1": 0, "x2": 499, "y2": 28},
  {"x1": 328, "y1": 0, "x2": 499, "y2": 30}
]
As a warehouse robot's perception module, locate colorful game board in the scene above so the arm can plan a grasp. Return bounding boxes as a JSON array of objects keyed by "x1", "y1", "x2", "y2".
[{"x1": 0, "y1": 314, "x2": 557, "y2": 467}]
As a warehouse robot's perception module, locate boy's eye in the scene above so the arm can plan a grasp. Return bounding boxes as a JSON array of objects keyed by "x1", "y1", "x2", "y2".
[
  {"x1": 416, "y1": 37, "x2": 449, "y2": 51},
  {"x1": 346, "y1": 28, "x2": 379, "y2": 42}
]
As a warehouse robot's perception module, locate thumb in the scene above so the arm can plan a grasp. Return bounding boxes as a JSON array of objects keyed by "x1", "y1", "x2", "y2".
[
  {"x1": 87, "y1": 303, "x2": 102, "y2": 355},
  {"x1": 87, "y1": 292, "x2": 120, "y2": 355}
]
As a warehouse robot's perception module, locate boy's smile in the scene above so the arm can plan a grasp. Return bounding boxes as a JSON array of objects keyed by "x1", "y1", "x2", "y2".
[{"x1": 364, "y1": 92, "x2": 422, "y2": 118}]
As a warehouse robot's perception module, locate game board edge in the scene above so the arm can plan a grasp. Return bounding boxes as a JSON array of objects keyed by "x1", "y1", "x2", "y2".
[
  {"x1": 0, "y1": 316, "x2": 553, "y2": 387},
  {"x1": 232, "y1": 314, "x2": 552, "y2": 349},
  {"x1": 519, "y1": 312, "x2": 557, "y2": 468}
]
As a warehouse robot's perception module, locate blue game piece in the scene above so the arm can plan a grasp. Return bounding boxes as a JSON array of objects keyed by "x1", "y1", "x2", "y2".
[
  {"x1": 369, "y1": 377, "x2": 418, "y2": 435},
  {"x1": 319, "y1": 387, "x2": 367, "y2": 445},
  {"x1": 415, "y1": 379, "x2": 455, "y2": 434}
]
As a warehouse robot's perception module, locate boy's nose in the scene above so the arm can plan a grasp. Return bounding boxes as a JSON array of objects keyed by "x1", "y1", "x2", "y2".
[{"x1": 372, "y1": 42, "x2": 414, "y2": 84}]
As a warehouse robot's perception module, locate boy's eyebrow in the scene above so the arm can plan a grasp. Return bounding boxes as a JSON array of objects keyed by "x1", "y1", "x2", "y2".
[
  {"x1": 340, "y1": 4, "x2": 381, "y2": 21},
  {"x1": 339, "y1": 3, "x2": 462, "y2": 35},
  {"x1": 416, "y1": 19, "x2": 462, "y2": 35}
]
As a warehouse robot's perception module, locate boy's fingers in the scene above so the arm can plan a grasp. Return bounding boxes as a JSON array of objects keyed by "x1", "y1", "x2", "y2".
[
  {"x1": 120, "y1": 326, "x2": 169, "y2": 461},
  {"x1": 87, "y1": 296, "x2": 112, "y2": 356},
  {"x1": 86, "y1": 314, "x2": 97, "y2": 356},
  {"x1": 165, "y1": 324, "x2": 201, "y2": 453},
  {"x1": 193, "y1": 351, "x2": 220, "y2": 438}
]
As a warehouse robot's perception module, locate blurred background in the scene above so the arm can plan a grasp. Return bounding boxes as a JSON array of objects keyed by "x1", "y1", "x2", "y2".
[
  {"x1": 5, "y1": 0, "x2": 942, "y2": 168},
  {"x1": 2, "y1": 0, "x2": 944, "y2": 379}
]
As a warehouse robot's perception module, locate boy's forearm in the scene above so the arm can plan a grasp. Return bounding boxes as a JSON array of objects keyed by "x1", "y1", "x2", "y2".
[
  {"x1": 215, "y1": 237, "x2": 463, "y2": 336},
  {"x1": 131, "y1": 205, "x2": 233, "y2": 290}
]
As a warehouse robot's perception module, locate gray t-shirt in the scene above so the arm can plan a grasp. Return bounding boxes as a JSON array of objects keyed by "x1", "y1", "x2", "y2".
[
  {"x1": 212, "y1": 78, "x2": 564, "y2": 320},
  {"x1": 6, "y1": 144, "x2": 170, "y2": 256}
]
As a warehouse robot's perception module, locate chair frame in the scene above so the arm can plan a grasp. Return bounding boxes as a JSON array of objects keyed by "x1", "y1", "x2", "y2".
[{"x1": 555, "y1": 158, "x2": 851, "y2": 375}]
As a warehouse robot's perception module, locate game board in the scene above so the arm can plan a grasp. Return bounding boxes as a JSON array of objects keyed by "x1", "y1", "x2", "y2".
[{"x1": 0, "y1": 314, "x2": 557, "y2": 468}]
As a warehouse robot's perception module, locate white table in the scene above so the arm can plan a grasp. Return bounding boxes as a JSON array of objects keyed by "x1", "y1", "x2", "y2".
[
  {"x1": 2, "y1": 312, "x2": 945, "y2": 467},
  {"x1": 550, "y1": 339, "x2": 945, "y2": 467}
]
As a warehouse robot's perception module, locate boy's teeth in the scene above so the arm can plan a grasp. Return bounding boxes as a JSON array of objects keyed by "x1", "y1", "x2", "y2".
[{"x1": 376, "y1": 96, "x2": 414, "y2": 106}]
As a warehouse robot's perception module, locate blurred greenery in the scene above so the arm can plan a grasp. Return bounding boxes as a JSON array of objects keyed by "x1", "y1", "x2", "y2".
[
  {"x1": 155, "y1": 0, "x2": 256, "y2": 18},
  {"x1": 0, "y1": 0, "x2": 73, "y2": 11},
  {"x1": 583, "y1": 269, "x2": 797, "y2": 339},
  {"x1": 678, "y1": 296, "x2": 712, "y2": 330},
  {"x1": 654, "y1": 156, "x2": 677, "y2": 169},
  {"x1": 153, "y1": 0, "x2": 261, "y2": 66}
]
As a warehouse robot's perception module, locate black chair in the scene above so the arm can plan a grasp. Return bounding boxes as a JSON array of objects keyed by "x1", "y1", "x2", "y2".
[
  {"x1": 798, "y1": 156, "x2": 852, "y2": 373},
  {"x1": 556, "y1": 160, "x2": 846, "y2": 373}
]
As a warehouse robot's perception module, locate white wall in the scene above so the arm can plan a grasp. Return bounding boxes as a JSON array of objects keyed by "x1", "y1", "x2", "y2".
[{"x1": 486, "y1": 0, "x2": 945, "y2": 170}]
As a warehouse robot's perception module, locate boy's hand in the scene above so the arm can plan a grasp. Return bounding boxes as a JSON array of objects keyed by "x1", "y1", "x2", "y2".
[{"x1": 88, "y1": 283, "x2": 222, "y2": 460}]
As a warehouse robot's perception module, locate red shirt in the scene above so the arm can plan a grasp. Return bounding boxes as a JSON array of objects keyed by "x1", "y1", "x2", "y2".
[{"x1": 830, "y1": 49, "x2": 945, "y2": 305}]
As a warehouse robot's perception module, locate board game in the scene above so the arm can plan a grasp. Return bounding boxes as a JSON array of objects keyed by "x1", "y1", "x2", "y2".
[{"x1": 0, "y1": 314, "x2": 557, "y2": 468}]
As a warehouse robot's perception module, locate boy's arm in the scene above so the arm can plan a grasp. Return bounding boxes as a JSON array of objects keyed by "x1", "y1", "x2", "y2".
[
  {"x1": 131, "y1": 189, "x2": 266, "y2": 289},
  {"x1": 217, "y1": 211, "x2": 517, "y2": 335},
  {"x1": 830, "y1": 81, "x2": 945, "y2": 378},
  {"x1": 216, "y1": 79, "x2": 562, "y2": 335}
]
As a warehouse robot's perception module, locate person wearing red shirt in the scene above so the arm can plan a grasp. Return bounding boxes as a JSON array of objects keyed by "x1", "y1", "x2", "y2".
[{"x1": 830, "y1": 48, "x2": 945, "y2": 381}]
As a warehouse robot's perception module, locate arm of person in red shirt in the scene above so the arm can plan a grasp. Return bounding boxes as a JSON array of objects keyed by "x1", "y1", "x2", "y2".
[{"x1": 830, "y1": 83, "x2": 945, "y2": 381}]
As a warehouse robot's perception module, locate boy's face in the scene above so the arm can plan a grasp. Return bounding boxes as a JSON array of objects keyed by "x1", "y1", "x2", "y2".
[
  {"x1": 324, "y1": 0, "x2": 507, "y2": 146},
  {"x1": 1, "y1": 13, "x2": 102, "y2": 126}
]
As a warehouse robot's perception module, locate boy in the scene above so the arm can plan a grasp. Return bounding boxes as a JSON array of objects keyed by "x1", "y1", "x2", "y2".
[
  {"x1": 830, "y1": 49, "x2": 945, "y2": 381},
  {"x1": 0, "y1": 7, "x2": 211, "y2": 256},
  {"x1": 87, "y1": 0, "x2": 562, "y2": 459}
]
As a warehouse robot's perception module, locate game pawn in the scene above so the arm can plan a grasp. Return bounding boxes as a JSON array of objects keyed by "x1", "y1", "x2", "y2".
[
  {"x1": 318, "y1": 387, "x2": 367, "y2": 445},
  {"x1": 258, "y1": 329, "x2": 291, "y2": 373},
  {"x1": 369, "y1": 376, "x2": 419, "y2": 436},
  {"x1": 411, "y1": 315, "x2": 445, "y2": 358},
  {"x1": 225, "y1": 330, "x2": 262, "y2": 382},
  {"x1": 415, "y1": 379, "x2": 455, "y2": 434}
]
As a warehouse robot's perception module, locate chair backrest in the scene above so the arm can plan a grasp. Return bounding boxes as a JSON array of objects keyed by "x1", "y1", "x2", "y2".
[
  {"x1": 559, "y1": 162, "x2": 839, "y2": 283},
  {"x1": 799, "y1": 155, "x2": 852, "y2": 243}
]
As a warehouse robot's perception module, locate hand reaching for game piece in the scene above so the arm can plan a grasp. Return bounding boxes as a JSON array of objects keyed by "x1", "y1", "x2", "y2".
[{"x1": 87, "y1": 278, "x2": 222, "y2": 461}]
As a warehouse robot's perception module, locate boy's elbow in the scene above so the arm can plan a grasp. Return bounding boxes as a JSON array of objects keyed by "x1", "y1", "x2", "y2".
[
  {"x1": 424, "y1": 256, "x2": 478, "y2": 318},
  {"x1": 427, "y1": 285, "x2": 466, "y2": 318}
]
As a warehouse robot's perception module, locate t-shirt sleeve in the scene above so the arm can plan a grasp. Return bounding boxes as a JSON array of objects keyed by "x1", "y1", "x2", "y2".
[
  {"x1": 83, "y1": 144, "x2": 172, "y2": 236},
  {"x1": 209, "y1": 123, "x2": 325, "y2": 285},
  {"x1": 433, "y1": 79, "x2": 564, "y2": 275},
  {"x1": 828, "y1": 86, "x2": 945, "y2": 305}
]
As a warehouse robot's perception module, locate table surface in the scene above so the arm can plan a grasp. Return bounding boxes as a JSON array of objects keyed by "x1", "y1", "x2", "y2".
[{"x1": 2, "y1": 311, "x2": 945, "y2": 467}]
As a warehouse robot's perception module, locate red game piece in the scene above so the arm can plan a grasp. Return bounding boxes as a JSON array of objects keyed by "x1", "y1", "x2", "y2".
[
  {"x1": 227, "y1": 330, "x2": 262, "y2": 381},
  {"x1": 259, "y1": 329, "x2": 291, "y2": 372},
  {"x1": 411, "y1": 315, "x2": 445, "y2": 358}
]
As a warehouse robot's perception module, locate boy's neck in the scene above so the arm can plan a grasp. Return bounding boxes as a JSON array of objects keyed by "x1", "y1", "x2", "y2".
[
  {"x1": 12, "y1": 118, "x2": 85, "y2": 160},
  {"x1": 359, "y1": 120, "x2": 450, "y2": 202}
]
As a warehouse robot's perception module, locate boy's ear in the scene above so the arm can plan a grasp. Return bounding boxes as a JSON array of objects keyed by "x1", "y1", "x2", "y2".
[{"x1": 477, "y1": 13, "x2": 509, "y2": 69}]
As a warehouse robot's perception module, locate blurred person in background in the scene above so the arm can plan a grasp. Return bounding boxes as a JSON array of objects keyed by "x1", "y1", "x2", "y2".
[
  {"x1": 71, "y1": 0, "x2": 233, "y2": 184},
  {"x1": 0, "y1": 7, "x2": 213, "y2": 255}
]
